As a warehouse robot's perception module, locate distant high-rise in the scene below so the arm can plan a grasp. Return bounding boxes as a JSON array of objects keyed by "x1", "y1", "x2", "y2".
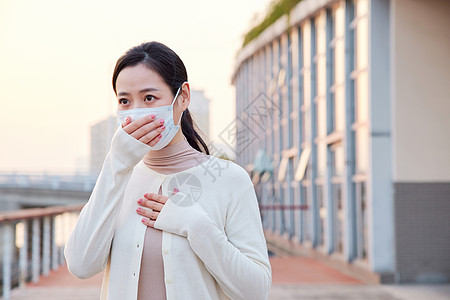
[{"x1": 188, "y1": 90, "x2": 211, "y2": 142}]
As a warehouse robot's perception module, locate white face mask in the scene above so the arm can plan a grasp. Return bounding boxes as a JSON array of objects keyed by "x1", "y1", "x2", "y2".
[{"x1": 116, "y1": 86, "x2": 184, "y2": 150}]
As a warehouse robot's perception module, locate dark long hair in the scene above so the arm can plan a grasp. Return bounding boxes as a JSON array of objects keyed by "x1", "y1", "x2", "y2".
[{"x1": 112, "y1": 41, "x2": 209, "y2": 155}]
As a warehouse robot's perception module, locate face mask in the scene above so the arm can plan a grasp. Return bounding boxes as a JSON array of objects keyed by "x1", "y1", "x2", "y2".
[{"x1": 116, "y1": 86, "x2": 184, "y2": 150}]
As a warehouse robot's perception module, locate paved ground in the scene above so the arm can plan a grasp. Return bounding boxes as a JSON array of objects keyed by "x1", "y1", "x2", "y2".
[
  {"x1": 269, "y1": 284, "x2": 450, "y2": 300},
  {"x1": 6, "y1": 256, "x2": 450, "y2": 300},
  {"x1": 9, "y1": 264, "x2": 103, "y2": 299}
]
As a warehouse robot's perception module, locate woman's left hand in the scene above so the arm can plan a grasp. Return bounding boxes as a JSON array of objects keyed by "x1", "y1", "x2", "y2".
[{"x1": 136, "y1": 188, "x2": 179, "y2": 228}]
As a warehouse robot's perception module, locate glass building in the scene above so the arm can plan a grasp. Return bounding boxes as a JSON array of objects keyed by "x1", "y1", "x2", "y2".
[{"x1": 231, "y1": 0, "x2": 450, "y2": 283}]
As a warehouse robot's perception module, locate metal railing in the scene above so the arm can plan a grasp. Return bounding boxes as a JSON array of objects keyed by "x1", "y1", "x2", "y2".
[{"x1": 0, "y1": 205, "x2": 83, "y2": 300}]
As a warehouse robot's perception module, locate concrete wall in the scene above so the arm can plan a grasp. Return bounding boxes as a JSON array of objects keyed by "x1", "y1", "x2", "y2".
[
  {"x1": 392, "y1": 0, "x2": 450, "y2": 182},
  {"x1": 392, "y1": 0, "x2": 450, "y2": 283}
]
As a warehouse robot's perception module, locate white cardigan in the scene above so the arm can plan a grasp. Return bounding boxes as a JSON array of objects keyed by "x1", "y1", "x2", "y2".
[{"x1": 64, "y1": 126, "x2": 272, "y2": 300}]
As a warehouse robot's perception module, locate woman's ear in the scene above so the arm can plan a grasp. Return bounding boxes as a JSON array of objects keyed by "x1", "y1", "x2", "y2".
[{"x1": 180, "y1": 82, "x2": 190, "y2": 110}]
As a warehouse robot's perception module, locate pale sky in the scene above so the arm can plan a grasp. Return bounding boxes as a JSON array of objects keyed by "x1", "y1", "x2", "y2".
[{"x1": 0, "y1": 0, "x2": 271, "y2": 173}]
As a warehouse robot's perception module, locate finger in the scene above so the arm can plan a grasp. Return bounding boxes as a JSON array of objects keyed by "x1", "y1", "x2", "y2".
[
  {"x1": 169, "y1": 188, "x2": 179, "y2": 196},
  {"x1": 144, "y1": 193, "x2": 168, "y2": 205},
  {"x1": 141, "y1": 218, "x2": 156, "y2": 228},
  {"x1": 147, "y1": 133, "x2": 163, "y2": 147},
  {"x1": 138, "y1": 122, "x2": 166, "y2": 146},
  {"x1": 123, "y1": 114, "x2": 156, "y2": 135},
  {"x1": 121, "y1": 116, "x2": 131, "y2": 128},
  {"x1": 136, "y1": 207, "x2": 158, "y2": 220},
  {"x1": 137, "y1": 198, "x2": 164, "y2": 212},
  {"x1": 131, "y1": 119, "x2": 165, "y2": 142}
]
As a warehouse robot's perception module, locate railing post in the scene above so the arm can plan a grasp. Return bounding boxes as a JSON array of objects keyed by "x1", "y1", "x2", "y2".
[
  {"x1": 32, "y1": 217, "x2": 41, "y2": 283},
  {"x1": 43, "y1": 216, "x2": 51, "y2": 276},
  {"x1": 2, "y1": 222, "x2": 13, "y2": 300},
  {"x1": 51, "y1": 215, "x2": 58, "y2": 270},
  {"x1": 19, "y1": 220, "x2": 29, "y2": 288}
]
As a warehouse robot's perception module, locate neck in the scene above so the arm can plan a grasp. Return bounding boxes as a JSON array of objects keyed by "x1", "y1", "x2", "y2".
[
  {"x1": 165, "y1": 128, "x2": 184, "y2": 147},
  {"x1": 143, "y1": 134, "x2": 209, "y2": 175}
]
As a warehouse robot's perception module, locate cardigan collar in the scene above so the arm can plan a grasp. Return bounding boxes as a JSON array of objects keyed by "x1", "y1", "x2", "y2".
[{"x1": 142, "y1": 136, "x2": 209, "y2": 175}]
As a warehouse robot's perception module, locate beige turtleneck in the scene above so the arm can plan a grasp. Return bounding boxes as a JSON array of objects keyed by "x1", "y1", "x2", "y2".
[{"x1": 137, "y1": 136, "x2": 209, "y2": 300}]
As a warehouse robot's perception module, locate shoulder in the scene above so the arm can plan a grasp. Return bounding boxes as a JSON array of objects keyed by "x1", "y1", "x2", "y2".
[{"x1": 201, "y1": 156, "x2": 253, "y2": 190}]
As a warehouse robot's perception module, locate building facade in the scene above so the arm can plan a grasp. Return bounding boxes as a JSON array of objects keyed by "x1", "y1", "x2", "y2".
[{"x1": 232, "y1": 0, "x2": 450, "y2": 283}]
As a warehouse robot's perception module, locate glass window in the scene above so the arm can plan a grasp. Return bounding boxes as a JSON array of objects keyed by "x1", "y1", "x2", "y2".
[
  {"x1": 331, "y1": 142, "x2": 345, "y2": 176},
  {"x1": 278, "y1": 156, "x2": 289, "y2": 182},
  {"x1": 317, "y1": 184, "x2": 325, "y2": 246},
  {"x1": 302, "y1": 183, "x2": 311, "y2": 242},
  {"x1": 333, "y1": 183, "x2": 344, "y2": 253},
  {"x1": 356, "y1": 181, "x2": 368, "y2": 259},
  {"x1": 355, "y1": 122, "x2": 369, "y2": 173}
]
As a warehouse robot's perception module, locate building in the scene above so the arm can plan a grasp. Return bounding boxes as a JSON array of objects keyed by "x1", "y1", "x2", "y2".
[
  {"x1": 232, "y1": 0, "x2": 450, "y2": 283},
  {"x1": 189, "y1": 89, "x2": 211, "y2": 141},
  {"x1": 90, "y1": 90, "x2": 211, "y2": 174}
]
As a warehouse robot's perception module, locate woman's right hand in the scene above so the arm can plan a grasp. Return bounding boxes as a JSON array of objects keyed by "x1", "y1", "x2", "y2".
[{"x1": 121, "y1": 114, "x2": 165, "y2": 147}]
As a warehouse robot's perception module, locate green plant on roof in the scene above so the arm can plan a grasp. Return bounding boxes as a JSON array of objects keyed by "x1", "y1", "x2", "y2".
[{"x1": 242, "y1": 0, "x2": 302, "y2": 47}]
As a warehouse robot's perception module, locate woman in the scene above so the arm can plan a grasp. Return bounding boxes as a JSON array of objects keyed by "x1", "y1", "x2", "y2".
[{"x1": 64, "y1": 41, "x2": 272, "y2": 300}]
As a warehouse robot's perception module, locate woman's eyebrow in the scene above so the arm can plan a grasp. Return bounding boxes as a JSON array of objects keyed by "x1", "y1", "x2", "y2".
[
  {"x1": 117, "y1": 88, "x2": 160, "y2": 97},
  {"x1": 139, "y1": 87, "x2": 160, "y2": 93}
]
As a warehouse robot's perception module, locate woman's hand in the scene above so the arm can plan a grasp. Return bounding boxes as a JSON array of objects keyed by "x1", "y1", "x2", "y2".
[
  {"x1": 122, "y1": 115, "x2": 165, "y2": 147},
  {"x1": 137, "y1": 188, "x2": 179, "y2": 228}
]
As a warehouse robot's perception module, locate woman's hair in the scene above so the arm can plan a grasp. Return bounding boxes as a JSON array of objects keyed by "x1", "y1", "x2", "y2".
[{"x1": 112, "y1": 41, "x2": 209, "y2": 155}]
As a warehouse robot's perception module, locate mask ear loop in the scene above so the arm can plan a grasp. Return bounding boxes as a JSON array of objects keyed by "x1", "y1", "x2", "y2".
[
  {"x1": 172, "y1": 85, "x2": 185, "y2": 126},
  {"x1": 171, "y1": 87, "x2": 182, "y2": 107}
]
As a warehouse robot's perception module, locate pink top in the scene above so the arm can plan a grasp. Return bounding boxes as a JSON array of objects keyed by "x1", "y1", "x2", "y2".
[{"x1": 137, "y1": 136, "x2": 209, "y2": 300}]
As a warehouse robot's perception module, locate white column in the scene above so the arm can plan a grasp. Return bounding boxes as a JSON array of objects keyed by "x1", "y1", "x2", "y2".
[
  {"x1": 43, "y1": 216, "x2": 51, "y2": 276},
  {"x1": 19, "y1": 220, "x2": 29, "y2": 288},
  {"x1": 51, "y1": 215, "x2": 59, "y2": 270},
  {"x1": 2, "y1": 223, "x2": 13, "y2": 300},
  {"x1": 32, "y1": 218, "x2": 41, "y2": 283}
]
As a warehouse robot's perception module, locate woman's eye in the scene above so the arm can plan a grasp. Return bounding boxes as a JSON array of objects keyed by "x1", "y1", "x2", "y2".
[
  {"x1": 145, "y1": 95, "x2": 155, "y2": 102},
  {"x1": 119, "y1": 99, "x2": 129, "y2": 105}
]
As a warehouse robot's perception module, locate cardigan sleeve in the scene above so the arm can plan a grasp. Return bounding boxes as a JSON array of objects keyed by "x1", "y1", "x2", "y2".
[
  {"x1": 64, "y1": 126, "x2": 150, "y2": 279},
  {"x1": 154, "y1": 185, "x2": 272, "y2": 300}
]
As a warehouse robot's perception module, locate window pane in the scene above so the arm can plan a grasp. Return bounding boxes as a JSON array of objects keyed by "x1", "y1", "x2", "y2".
[
  {"x1": 333, "y1": 183, "x2": 344, "y2": 253},
  {"x1": 332, "y1": 143, "x2": 345, "y2": 176},
  {"x1": 356, "y1": 181, "x2": 368, "y2": 259},
  {"x1": 355, "y1": 125, "x2": 369, "y2": 173},
  {"x1": 317, "y1": 184, "x2": 325, "y2": 246}
]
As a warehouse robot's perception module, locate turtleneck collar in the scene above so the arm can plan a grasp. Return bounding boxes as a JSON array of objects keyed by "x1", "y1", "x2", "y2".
[{"x1": 143, "y1": 136, "x2": 209, "y2": 175}]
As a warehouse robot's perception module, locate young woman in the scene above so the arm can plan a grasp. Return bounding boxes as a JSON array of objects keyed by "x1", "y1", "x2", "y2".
[{"x1": 64, "y1": 41, "x2": 272, "y2": 300}]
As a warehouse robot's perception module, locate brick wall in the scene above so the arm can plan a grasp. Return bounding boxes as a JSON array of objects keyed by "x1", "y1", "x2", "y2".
[{"x1": 394, "y1": 182, "x2": 450, "y2": 283}]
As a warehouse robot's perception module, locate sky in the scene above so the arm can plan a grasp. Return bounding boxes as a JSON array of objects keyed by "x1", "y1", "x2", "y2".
[{"x1": 0, "y1": 0, "x2": 271, "y2": 173}]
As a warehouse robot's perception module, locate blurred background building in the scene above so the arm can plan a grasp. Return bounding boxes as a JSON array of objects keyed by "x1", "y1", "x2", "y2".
[
  {"x1": 89, "y1": 90, "x2": 211, "y2": 174},
  {"x1": 232, "y1": 0, "x2": 450, "y2": 284},
  {"x1": 90, "y1": 116, "x2": 117, "y2": 175}
]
